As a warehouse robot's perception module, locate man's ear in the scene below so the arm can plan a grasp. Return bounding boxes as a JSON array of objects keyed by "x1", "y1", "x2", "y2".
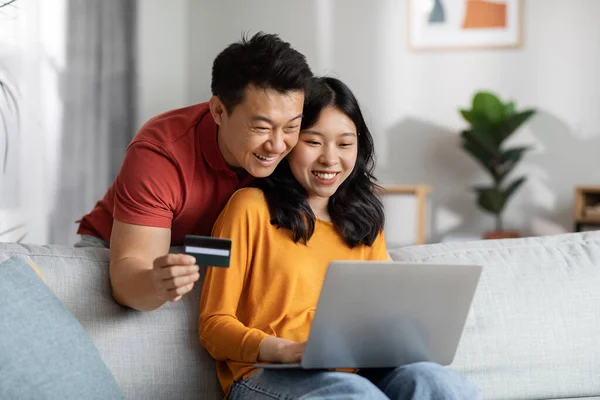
[{"x1": 209, "y1": 96, "x2": 226, "y2": 125}]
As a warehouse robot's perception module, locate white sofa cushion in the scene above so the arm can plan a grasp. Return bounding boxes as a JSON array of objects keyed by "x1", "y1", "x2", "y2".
[
  {"x1": 389, "y1": 231, "x2": 600, "y2": 400},
  {"x1": 0, "y1": 243, "x2": 221, "y2": 400}
]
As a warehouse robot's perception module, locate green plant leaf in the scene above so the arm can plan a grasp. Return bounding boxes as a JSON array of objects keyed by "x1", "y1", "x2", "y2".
[
  {"x1": 504, "y1": 101, "x2": 516, "y2": 117},
  {"x1": 498, "y1": 146, "x2": 530, "y2": 181},
  {"x1": 474, "y1": 187, "x2": 505, "y2": 215},
  {"x1": 462, "y1": 128, "x2": 500, "y2": 155},
  {"x1": 497, "y1": 109, "x2": 536, "y2": 143},
  {"x1": 473, "y1": 92, "x2": 505, "y2": 125},
  {"x1": 501, "y1": 146, "x2": 530, "y2": 162},
  {"x1": 461, "y1": 139, "x2": 499, "y2": 180},
  {"x1": 461, "y1": 109, "x2": 493, "y2": 132},
  {"x1": 460, "y1": 109, "x2": 474, "y2": 124},
  {"x1": 504, "y1": 176, "x2": 526, "y2": 201}
]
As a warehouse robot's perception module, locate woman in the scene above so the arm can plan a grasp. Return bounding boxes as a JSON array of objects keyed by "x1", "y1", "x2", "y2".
[{"x1": 199, "y1": 77, "x2": 479, "y2": 399}]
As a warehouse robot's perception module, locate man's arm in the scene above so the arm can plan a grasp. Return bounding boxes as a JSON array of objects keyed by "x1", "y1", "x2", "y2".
[{"x1": 109, "y1": 219, "x2": 199, "y2": 311}]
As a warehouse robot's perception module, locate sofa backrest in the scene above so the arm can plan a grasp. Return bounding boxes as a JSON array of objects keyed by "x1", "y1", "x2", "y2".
[
  {"x1": 390, "y1": 231, "x2": 600, "y2": 400},
  {"x1": 0, "y1": 243, "x2": 221, "y2": 400},
  {"x1": 4, "y1": 231, "x2": 600, "y2": 400}
]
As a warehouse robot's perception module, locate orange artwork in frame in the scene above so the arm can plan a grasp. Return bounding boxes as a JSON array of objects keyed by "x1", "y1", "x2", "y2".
[{"x1": 408, "y1": 0, "x2": 523, "y2": 51}]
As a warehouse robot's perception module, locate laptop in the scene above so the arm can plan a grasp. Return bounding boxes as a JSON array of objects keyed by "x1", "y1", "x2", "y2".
[{"x1": 255, "y1": 261, "x2": 482, "y2": 369}]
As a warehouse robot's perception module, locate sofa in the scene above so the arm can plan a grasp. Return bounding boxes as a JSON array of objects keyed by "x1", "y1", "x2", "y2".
[{"x1": 1, "y1": 231, "x2": 599, "y2": 399}]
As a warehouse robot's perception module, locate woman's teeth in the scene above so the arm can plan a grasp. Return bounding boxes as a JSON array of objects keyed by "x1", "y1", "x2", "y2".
[{"x1": 312, "y1": 172, "x2": 338, "y2": 180}]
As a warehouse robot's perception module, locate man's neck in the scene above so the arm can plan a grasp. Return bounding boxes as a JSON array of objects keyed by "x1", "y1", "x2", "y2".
[{"x1": 232, "y1": 166, "x2": 248, "y2": 180}]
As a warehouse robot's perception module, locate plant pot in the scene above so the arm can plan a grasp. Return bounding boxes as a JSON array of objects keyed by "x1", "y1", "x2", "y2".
[{"x1": 484, "y1": 230, "x2": 520, "y2": 240}]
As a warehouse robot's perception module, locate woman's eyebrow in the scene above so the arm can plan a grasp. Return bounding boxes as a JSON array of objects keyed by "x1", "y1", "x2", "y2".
[
  {"x1": 301, "y1": 129, "x2": 323, "y2": 136},
  {"x1": 301, "y1": 130, "x2": 356, "y2": 137}
]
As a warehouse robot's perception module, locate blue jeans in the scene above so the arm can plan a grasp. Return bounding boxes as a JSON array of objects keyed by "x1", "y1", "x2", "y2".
[{"x1": 229, "y1": 362, "x2": 481, "y2": 399}]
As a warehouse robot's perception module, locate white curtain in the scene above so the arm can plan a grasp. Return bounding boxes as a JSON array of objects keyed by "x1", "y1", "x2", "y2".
[{"x1": 50, "y1": 0, "x2": 137, "y2": 245}]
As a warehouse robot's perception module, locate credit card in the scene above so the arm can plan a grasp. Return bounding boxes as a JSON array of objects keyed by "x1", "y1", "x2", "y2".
[{"x1": 183, "y1": 235, "x2": 231, "y2": 267}]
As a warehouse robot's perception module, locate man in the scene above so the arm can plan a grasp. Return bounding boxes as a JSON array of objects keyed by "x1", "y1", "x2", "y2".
[{"x1": 76, "y1": 32, "x2": 312, "y2": 311}]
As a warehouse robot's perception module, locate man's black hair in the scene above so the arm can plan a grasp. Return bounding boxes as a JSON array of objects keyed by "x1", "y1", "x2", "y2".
[{"x1": 211, "y1": 32, "x2": 313, "y2": 113}]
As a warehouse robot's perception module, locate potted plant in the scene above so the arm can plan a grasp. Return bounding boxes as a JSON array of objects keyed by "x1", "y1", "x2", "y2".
[{"x1": 459, "y1": 91, "x2": 536, "y2": 239}]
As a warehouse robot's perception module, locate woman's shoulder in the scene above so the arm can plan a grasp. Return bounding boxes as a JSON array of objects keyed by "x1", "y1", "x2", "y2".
[
  {"x1": 212, "y1": 188, "x2": 271, "y2": 237},
  {"x1": 229, "y1": 187, "x2": 266, "y2": 203},
  {"x1": 223, "y1": 187, "x2": 269, "y2": 216}
]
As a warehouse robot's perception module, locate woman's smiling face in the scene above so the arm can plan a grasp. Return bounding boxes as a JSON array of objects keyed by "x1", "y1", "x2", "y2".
[{"x1": 287, "y1": 105, "x2": 358, "y2": 202}]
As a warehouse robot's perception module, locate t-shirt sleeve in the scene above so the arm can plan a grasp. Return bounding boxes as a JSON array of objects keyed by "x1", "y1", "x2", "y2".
[
  {"x1": 199, "y1": 189, "x2": 269, "y2": 363},
  {"x1": 113, "y1": 139, "x2": 183, "y2": 228},
  {"x1": 368, "y1": 230, "x2": 389, "y2": 261}
]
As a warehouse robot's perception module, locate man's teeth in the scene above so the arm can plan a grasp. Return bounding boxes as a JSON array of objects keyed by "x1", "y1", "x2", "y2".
[
  {"x1": 313, "y1": 172, "x2": 337, "y2": 180},
  {"x1": 255, "y1": 154, "x2": 276, "y2": 161}
]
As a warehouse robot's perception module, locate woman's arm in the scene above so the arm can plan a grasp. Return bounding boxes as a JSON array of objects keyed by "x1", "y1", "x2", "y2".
[
  {"x1": 199, "y1": 190, "x2": 269, "y2": 363},
  {"x1": 370, "y1": 231, "x2": 391, "y2": 261}
]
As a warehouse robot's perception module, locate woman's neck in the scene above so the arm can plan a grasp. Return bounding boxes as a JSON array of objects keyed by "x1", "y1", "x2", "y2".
[{"x1": 308, "y1": 197, "x2": 330, "y2": 222}]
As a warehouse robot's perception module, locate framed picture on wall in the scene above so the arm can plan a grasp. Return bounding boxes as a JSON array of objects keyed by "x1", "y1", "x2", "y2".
[{"x1": 408, "y1": 0, "x2": 522, "y2": 50}]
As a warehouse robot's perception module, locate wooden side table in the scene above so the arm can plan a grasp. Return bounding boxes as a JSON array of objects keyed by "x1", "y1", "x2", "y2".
[
  {"x1": 574, "y1": 186, "x2": 600, "y2": 232},
  {"x1": 380, "y1": 184, "x2": 431, "y2": 245}
]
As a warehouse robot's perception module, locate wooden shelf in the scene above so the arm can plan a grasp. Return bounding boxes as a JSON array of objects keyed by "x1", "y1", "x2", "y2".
[
  {"x1": 379, "y1": 184, "x2": 431, "y2": 196},
  {"x1": 577, "y1": 218, "x2": 600, "y2": 224},
  {"x1": 574, "y1": 186, "x2": 600, "y2": 231}
]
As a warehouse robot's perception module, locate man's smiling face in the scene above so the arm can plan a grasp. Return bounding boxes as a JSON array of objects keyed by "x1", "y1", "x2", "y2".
[{"x1": 211, "y1": 85, "x2": 305, "y2": 178}]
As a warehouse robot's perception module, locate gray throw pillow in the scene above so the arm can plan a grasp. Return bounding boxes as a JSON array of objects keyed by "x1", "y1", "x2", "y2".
[{"x1": 0, "y1": 256, "x2": 125, "y2": 400}]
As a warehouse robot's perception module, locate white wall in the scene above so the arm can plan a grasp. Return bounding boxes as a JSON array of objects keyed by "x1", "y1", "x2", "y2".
[
  {"x1": 138, "y1": 0, "x2": 600, "y2": 243},
  {"x1": 136, "y1": 0, "x2": 191, "y2": 128},
  {"x1": 186, "y1": 0, "x2": 324, "y2": 104}
]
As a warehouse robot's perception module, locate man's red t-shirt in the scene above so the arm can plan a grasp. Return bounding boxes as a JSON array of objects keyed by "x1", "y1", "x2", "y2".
[{"x1": 77, "y1": 102, "x2": 253, "y2": 246}]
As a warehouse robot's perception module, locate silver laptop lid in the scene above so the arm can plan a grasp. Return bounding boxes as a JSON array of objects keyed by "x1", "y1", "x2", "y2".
[{"x1": 301, "y1": 261, "x2": 482, "y2": 369}]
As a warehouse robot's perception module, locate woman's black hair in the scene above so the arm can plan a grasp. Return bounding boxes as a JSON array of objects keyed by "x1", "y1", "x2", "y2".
[{"x1": 258, "y1": 77, "x2": 385, "y2": 247}]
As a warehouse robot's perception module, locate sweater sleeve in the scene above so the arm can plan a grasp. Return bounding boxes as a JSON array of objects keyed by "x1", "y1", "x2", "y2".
[
  {"x1": 369, "y1": 230, "x2": 389, "y2": 261},
  {"x1": 198, "y1": 189, "x2": 269, "y2": 362}
]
